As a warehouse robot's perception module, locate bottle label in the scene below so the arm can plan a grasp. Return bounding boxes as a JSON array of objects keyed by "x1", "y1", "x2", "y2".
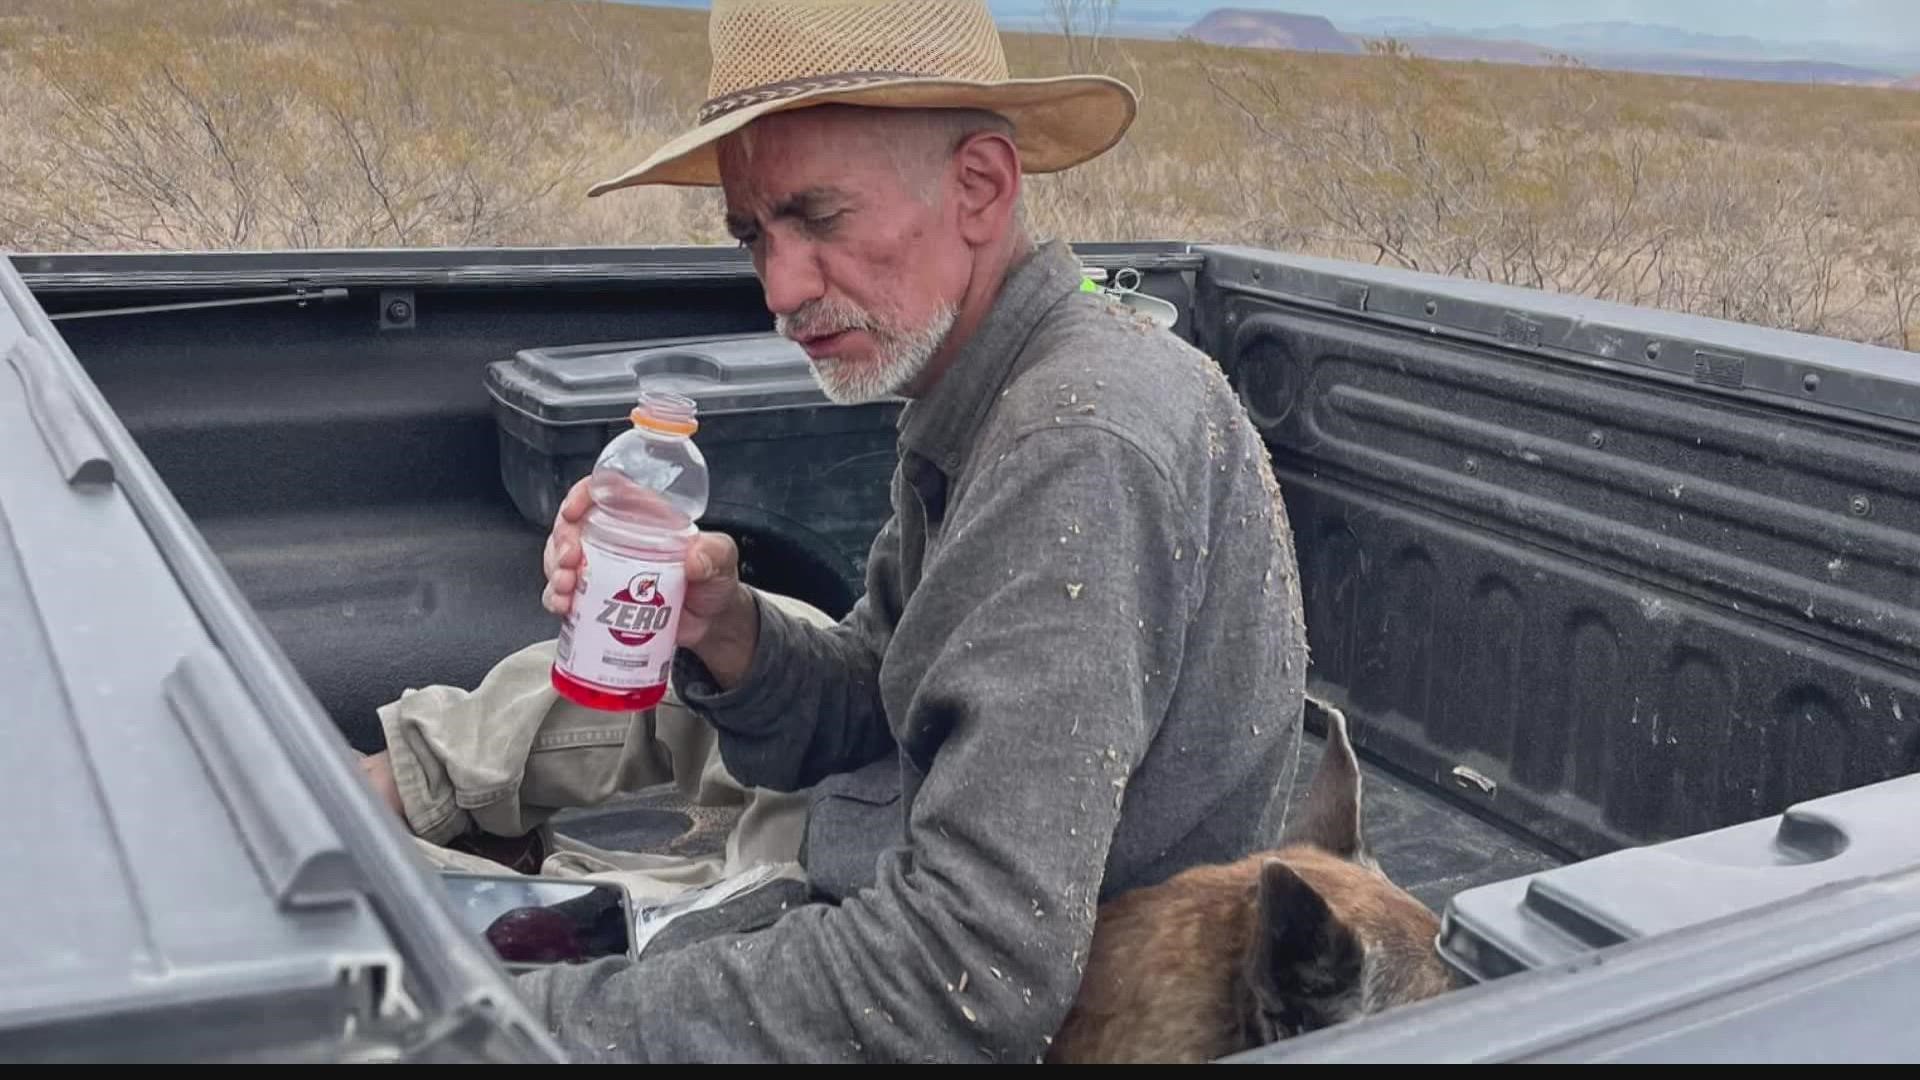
[{"x1": 555, "y1": 536, "x2": 687, "y2": 692}]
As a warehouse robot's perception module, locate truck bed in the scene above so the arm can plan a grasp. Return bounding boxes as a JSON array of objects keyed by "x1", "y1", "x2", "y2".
[
  {"x1": 33, "y1": 240, "x2": 1916, "y2": 859},
  {"x1": 192, "y1": 485, "x2": 1566, "y2": 912},
  {"x1": 17, "y1": 240, "x2": 1920, "y2": 1061},
  {"x1": 195, "y1": 498, "x2": 553, "y2": 753},
  {"x1": 547, "y1": 727, "x2": 1567, "y2": 913}
]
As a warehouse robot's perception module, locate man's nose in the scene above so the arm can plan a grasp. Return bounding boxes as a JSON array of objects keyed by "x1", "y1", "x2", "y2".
[{"x1": 758, "y1": 238, "x2": 825, "y2": 317}]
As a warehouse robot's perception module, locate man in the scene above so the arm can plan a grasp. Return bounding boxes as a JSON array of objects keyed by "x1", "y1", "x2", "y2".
[{"x1": 365, "y1": 0, "x2": 1308, "y2": 1063}]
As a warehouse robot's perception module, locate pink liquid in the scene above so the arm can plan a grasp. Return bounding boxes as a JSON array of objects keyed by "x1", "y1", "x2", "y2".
[{"x1": 551, "y1": 666, "x2": 668, "y2": 711}]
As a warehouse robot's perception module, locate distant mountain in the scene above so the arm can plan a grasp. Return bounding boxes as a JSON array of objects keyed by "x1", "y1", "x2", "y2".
[
  {"x1": 1477, "y1": 21, "x2": 1920, "y2": 71},
  {"x1": 1564, "y1": 52, "x2": 1900, "y2": 86},
  {"x1": 623, "y1": 2, "x2": 1920, "y2": 84},
  {"x1": 1897, "y1": 74, "x2": 1920, "y2": 91},
  {"x1": 1179, "y1": 8, "x2": 1909, "y2": 87},
  {"x1": 1384, "y1": 36, "x2": 1557, "y2": 66},
  {"x1": 1381, "y1": 38, "x2": 1900, "y2": 86},
  {"x1": 1340, "y1": 12, "x2": 1920, "y2": 75},
  {"x1": 1338, "y1": 16, "x2": 1456, "y2": 40},
  {"x1": 1477, "y1": 21, "x2": 1793, "y2": 59},
  {"x1": 1183, "y1": 8, "x2": 1359, "y2": 54}
]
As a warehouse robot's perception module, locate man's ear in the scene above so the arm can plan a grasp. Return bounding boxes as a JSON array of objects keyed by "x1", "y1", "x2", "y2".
[
  {"x1": 1247, "y1": 860, "x2": 1363, "y2": 1005},
  {"x1": 1281, "y1": 698, "x2": 1372, "y2": 864},
  {"x1": 949, "y1": 129, "x2": 1021, "y2": 246}
]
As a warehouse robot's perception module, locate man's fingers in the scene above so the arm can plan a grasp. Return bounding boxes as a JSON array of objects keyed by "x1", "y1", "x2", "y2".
[
  {"x1": 545, "y1": 536, "x2": 579, "y2": 575},
  {"x1": 543, "y1": 571, "x2": 576, "y2": 616},
  {"x1": 686, "y1": 532, "x2": 736, "y2": 583},
  {"x1": 544, "y1": 479, "x2": 592, "y2": 574},
  {"x1": 540, "y1": 478, "x2": 594, "y2": 616},
  {"x1": 558, "y1": 477, "x2": 593, "y2": 522}
]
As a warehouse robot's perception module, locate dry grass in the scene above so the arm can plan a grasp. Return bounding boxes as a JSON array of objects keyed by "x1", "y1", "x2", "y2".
[{"x1": 2, "y1": 0, "x2": 1916, "y2": 350}]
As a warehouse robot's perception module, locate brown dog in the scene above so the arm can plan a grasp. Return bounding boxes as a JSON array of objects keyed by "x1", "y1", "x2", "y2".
[{"x1": 1047, "y1": 702, "x2": 1459, "y2": 1063}]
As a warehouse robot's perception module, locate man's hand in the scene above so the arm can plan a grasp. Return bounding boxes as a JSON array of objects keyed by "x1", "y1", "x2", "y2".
[
  {"x1": 539, "y1": 475, "x2": 761, "y2": 689},
  {"x1": 539, "y1": 476, "x2": 598, "y2": 618},
  {"x1": 358, "y1": 750, "x2": 405, "y2": 820}
]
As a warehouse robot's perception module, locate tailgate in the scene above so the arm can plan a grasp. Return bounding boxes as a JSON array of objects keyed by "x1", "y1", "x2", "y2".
[{"x1": 0, "y1": 255, "x2": 563, "y2": 1063}]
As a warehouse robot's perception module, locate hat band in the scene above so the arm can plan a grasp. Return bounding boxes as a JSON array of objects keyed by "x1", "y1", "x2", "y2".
[{"x1": 697, "y1": 70, "x2": 921, "y2": 124}]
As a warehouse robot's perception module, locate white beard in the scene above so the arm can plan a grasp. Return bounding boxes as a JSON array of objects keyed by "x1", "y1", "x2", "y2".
[{"x1": 779, "y1": 299, "x2": 958, "y2": 405}]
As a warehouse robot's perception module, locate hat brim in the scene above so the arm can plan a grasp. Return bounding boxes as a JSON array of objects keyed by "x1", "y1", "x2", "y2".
[{"x1": 586, "y1": 74, "x2": 1137, "y2": 196}]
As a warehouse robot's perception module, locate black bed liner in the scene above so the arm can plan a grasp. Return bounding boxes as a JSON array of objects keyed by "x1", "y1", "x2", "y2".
[
  {"x1": 547, "y1": 728, "x2": 1568, "y2": 916},
  {"x1": 12, "y1": 236, "x2": 1920, "y2": 1061}
]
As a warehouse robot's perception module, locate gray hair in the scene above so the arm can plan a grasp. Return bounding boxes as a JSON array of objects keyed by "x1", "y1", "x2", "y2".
[{"x1": 726, "y1": 105, "x2": 1023, "y2": 211}]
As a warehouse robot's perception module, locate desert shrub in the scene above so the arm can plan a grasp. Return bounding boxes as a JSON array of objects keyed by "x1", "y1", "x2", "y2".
[{"x1": 0, "y1": 0, "x2": 1914, "y2": 351}]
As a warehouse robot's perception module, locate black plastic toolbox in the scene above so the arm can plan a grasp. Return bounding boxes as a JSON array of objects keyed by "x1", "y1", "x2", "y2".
[{"x1": 484, "y1": 331, "x2": 903, "y2": 617}]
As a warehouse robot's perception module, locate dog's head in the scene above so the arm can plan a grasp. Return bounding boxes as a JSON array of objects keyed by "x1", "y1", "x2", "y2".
[{"x1": 1236, "y1": 702, "x2": 1461, "y2": 1045}]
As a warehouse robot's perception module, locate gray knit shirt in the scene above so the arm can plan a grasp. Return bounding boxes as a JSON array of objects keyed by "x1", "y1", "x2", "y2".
[{"x1": 513, "y1": 239, "x2": 1309, "y2": 1063}]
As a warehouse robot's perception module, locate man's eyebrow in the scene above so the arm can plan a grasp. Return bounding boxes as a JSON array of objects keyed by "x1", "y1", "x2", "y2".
[
  {"x1": 727, "y1": 187, "x2": 850, "y2": 239},
  {"x1": 776, "y1": 187, "x2": 847, "y2": 218}
]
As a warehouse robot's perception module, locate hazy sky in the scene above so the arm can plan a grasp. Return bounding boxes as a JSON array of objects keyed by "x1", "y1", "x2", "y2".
[{"x1": 985, "y1": 1, "x2": 1920, "y2": 52}]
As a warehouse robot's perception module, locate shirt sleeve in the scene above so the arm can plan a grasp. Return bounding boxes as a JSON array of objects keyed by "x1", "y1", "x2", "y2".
[
  {"x1": 669, "y1": 513, "x2": 909, "y2": 792},
  {"x1": 513, "y1": 420, "x2": 1199, "y2": 1063}
]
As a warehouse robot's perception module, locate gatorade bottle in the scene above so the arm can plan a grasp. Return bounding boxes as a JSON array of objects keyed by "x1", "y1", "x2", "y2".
[{"x1": 551, "y1": 390, "x2": 708, "y2": 712}]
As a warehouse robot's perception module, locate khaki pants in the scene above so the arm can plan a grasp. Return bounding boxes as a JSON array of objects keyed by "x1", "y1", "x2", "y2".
[{"x1": 377, "y1": 590, "x2": 832, "y2": 915}]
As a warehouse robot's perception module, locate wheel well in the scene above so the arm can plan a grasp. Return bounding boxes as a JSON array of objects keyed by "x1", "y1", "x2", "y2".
[{"x1": 708, "y1": 511, "x2": 861, "y2": 621}]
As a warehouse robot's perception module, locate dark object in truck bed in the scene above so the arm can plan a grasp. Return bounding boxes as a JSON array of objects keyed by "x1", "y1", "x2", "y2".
[{"x1": 485, "y1": 331, "x2": 900, "y2": 615}]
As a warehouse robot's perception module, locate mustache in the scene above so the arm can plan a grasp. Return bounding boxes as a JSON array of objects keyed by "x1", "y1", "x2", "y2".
[{"x1": 776, "y1": 298, "x2": 874, "y2": 341}]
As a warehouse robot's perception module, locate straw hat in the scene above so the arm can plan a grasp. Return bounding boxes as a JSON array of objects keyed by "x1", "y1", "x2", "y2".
[{"x1": 586, "y1": 0, "x2": 1139, "y2": 195}]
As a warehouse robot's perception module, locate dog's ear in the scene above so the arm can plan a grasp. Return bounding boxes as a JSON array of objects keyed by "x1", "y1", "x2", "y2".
[
  {"x1": 1245, "y1": 860, "x2": 1364, "y2": 1027},
  {"x1": 1282, "y1": 699, "x2": 1370, "y2": 864}
]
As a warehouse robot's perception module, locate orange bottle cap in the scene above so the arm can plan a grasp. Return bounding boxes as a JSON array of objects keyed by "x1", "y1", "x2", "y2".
[{"x1": 631, "y1": 408, "x2": 697, "y2": 436}]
